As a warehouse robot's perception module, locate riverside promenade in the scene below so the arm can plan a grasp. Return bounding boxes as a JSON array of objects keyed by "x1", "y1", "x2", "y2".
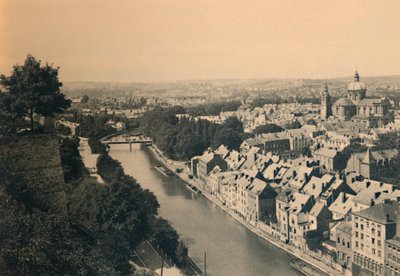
[{"x1": 147, "y1": 144, "x2": 343, "y2": 276}]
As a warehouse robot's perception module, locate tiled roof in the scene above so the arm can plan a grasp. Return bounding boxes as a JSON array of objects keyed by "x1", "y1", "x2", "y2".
[
  {"x1": 336, "y1": 221, "x2": 352, "y2": 234},
  {"x1": 288, "y1": 192, "x2": 311, "y2": 214},
  {"x1": 329, "y1": 192, "x2": 354, "y2": 216},
  {"x1": 314, "y1": 147, "x2": 337, "y2": 158},
  {"x1": 354, "y1": 201, "x2": 400, "y2": 224},
  {"x1": 310, "y1": 202, "x2": 325, "y2": 217},
  {"x1": 333, "y1": 98, "x2": 356, "y2": 107}
]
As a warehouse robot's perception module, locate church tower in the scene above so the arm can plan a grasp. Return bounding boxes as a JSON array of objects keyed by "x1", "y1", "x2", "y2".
[{"x1": 321, "y1": 82, "x2": 332, "y2": 119}]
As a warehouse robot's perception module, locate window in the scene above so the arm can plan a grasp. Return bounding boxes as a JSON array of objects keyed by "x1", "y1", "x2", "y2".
[
  {"x1": 378, "y1": 251, "x2": 381, "y2": 257},
  {"x1": 356, "y1": 231, "x2": 359, "y2": 238},
  {"x1": 361, "y1": 224, "x2": 364, "y2": 230},
  {"x1": 372, "y1": 248, "x2": 375, "y2": 255},
  {"x1": 378, "y1": 230, "x2": 381, "y2": 237},
  {"x1": 372, "y1": 238, "x2": 375, "y2": 244},
  {"x1": 347, "y1": 242, "x2": 350, "y2": 249},
  {"x1": 356, "y1": 222, "x2": 359, "y2": 228},
  {"x1": 361, "y1": 233, "x2": 364, "y2": 240},
  {"x1": 337, "y1": 237, "x2": 340, "y2": 243},
  {"x1": 372, "y1": 228, "x2": 375, "y2": 235},
  {"x1": 356, "y1": 241, "x2": 359, "y2": 248}
]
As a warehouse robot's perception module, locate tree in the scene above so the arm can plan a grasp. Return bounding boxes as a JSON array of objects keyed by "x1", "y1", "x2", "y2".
[
  {"x1": 285, "y1": 120, "x2": 302, "y2": 129},
  {"x1": 253, "y1": 123, "x2": 283, "y2": 135},
  {"x1": 82, "y1": 95, "x2": 89, "y2": 104},
  {"x1": 0, "y1": 54, "x2": 71, "y2": 133},
  {"x1": 212, "y1": 127, "x2": 243, "y2": 150},
  {"x1": 223, "y1": 117, "x2": 244, "y2": 133}
]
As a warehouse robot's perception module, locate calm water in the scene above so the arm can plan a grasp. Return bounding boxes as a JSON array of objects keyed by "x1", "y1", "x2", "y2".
[{"x1": 109, "y1": 144, "x2": 300, "y2": 276}]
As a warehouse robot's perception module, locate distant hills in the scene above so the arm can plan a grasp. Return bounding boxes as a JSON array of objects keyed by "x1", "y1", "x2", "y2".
[{"x1": 62, "y1": 75, "x2": 400, "y2": 99}]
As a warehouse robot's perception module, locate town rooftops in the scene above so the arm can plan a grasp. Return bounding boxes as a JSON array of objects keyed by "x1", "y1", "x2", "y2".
[
  {"x1": 287, "y1": 166, "x2": 314, "y2": 190},
  {"x1": 329, "y1": 192, "x2": 354, "y2": 217},
  {"x1": 313, "y1": 147, "x2": 338, "y2": 158},
  {"x1": 276, "y1": 189, "x2": 294, "y2": 203},
  {"x1": 358, "y1": 98, "x2": 391, "y2": 106},
  {"x1": 386, "y1": 235, "x2": 400, "y2": 248},
  {"x1": 350, "y1": 179, "x2": 395, "y2": 195},
  {"x1": 334, "y1": 98, "x2": 356, "y2": 107},
  {"x1": 260, "y1": 132, "x2": 289, "y2": 141},
  {"x1": 198, "y1": 151, "x2": 215, "y2": 163},
  {"x1": 247, "y1": 178, "x2": 268, "y2": 195},
  {"x1": 215, "y1": 144, "x2": 229, "y2": 158},
  {"x1": 350, "y1": 148, "x2": 398, "y2": 164},
  {"x1": 352, "y1": 186, "x2": 394, "y2": 206},
  {"x1": 336, "y1": 221, "x2": 352, "y2": 234},
  {"x1": 310, "y1": 202, "x2": 325, "y2": 217},
  {"x1": 353, "y1": 200, "x2": 400, "y2": 224},
  {"x1": 303, "y1": 174, "x2": 334, "y2": 199},
  {"x1": 289, "y1": 192, "x2": 311, "y2": 214}
]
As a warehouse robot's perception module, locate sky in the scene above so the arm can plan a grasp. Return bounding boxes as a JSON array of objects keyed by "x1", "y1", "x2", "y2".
[{"x1": 1, "y1": 0, "x2": 400, "y2": 82}]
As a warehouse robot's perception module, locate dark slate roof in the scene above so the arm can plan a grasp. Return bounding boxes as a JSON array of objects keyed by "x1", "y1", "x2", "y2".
[{"x1": 354, "y1": 201, "x2": 400, "y2": 224}]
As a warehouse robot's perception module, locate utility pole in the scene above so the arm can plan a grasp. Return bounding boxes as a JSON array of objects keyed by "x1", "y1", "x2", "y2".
[
  {"x1": 160, "y1": 252, "x2": 164, "y2": 276},
  {"x1": 204, "y1": 252, "x2": 207, "y2": 276}
]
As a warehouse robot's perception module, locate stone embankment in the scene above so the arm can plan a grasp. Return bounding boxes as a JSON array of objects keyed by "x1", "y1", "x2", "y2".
[{"x1": 147, "y1": 144, "x2": 343, "y2": 276}]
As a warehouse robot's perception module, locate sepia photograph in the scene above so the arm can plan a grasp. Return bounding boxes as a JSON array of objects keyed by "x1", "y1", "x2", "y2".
[{"x1": 1, "y1": 1, "x2": 400, "y2": 275}]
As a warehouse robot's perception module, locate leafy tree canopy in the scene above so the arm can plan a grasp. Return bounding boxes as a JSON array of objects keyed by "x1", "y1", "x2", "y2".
[
  {"x1": 253, "y1": 123, "x2": 284, "y2": 135},
  {"x1": 0, "y1": 54, "x2": 71, "y2": 132}
]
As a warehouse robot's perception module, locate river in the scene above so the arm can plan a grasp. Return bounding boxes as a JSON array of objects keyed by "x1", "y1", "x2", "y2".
[{"x1": 109, "y1": 144, "x2": 301, "y2": 276}]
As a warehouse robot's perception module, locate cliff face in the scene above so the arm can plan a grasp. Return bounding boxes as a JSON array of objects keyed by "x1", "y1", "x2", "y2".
[{"x1": 0, "y1": 135, "x2": 67, "y2": 216}]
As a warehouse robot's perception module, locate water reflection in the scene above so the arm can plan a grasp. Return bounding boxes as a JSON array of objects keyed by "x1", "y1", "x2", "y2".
[{"x1": 110, "y1": 144, "x2": 300, "y2": 276}]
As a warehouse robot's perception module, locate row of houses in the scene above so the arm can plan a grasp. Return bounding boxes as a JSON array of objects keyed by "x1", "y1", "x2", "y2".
[{"x1": 190, "y1": 143, "x2": 400, "y2": 275}]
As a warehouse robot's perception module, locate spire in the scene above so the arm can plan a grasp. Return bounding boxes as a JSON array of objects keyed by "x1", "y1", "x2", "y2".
[
  {"x1": 362, "y1": 148, "x2": 373, "y2": 164},
  {"x1": 354, "y1": 70, "x2": 360, "y2": 82},
  {"x1": 321, "y1": 82, "x2": 329, "y2": 95}
]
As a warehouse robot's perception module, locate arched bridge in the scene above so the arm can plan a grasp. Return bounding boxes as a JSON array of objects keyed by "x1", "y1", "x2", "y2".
[{"x1": 101, "y1": 134, "x2": 152, "y2": 151}]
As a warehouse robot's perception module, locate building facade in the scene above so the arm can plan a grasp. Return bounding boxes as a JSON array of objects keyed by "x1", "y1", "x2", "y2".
[{"x1": 332, "y1": 71, "x2": 393, "y2": 128}]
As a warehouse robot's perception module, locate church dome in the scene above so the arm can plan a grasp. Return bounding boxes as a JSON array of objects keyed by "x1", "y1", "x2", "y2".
[{"x1": 347, "y1": 71, "x2": 366, "y2": 91}]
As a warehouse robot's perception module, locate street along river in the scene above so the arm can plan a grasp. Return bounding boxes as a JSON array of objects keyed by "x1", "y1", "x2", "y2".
[{"x1": 109, "y1": 144, "x2": 301, "y2": 276}]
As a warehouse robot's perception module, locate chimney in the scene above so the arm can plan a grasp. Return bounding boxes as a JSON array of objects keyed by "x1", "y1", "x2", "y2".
[{"x1": 342, "y1": 193, "x2": 346, "y2": 203}]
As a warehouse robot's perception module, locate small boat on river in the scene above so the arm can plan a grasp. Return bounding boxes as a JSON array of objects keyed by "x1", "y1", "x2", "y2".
[{"x1": 154, "y1": 165, "x2": 173, "y2": 177}]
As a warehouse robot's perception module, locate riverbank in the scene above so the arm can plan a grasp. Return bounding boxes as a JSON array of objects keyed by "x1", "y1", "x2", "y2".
[
  {"x1": 147, "y1": 144, "x2": 342, "y2": 276},
  {"x1": 78, "y1": 137, "x2": 104, "y2": 184}
]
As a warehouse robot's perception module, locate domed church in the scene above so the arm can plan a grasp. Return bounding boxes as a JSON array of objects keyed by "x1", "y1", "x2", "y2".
[{"x1": 330, "y1": 71, "x2": 392, "y2": 128}]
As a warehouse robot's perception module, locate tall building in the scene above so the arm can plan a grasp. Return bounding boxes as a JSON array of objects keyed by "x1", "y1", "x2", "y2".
[
  {"x1": 332, "y1": 71, "x2": 393, "y2": 127},
  {"x1": 351, "y1": 200, "x2": 400, "y2": 276},
  {"x1": 321, "y1": 82, "x2": 332, "y2": 119}
]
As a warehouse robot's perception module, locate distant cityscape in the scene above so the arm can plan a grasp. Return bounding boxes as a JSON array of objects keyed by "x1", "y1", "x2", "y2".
[{"x1": 56, "y1": 71, "x2": 400, "y2": 276}]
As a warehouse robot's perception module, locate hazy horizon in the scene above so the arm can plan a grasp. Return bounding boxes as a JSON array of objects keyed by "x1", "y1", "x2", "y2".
[{"x1": 1, "y1": 0, "x2": 400, "y2": 82}]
